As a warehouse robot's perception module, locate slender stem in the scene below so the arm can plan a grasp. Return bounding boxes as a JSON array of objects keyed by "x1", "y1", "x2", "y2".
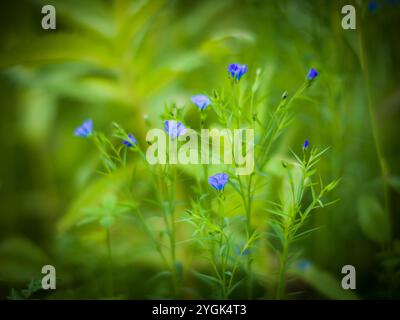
[
  {"x1": 218, "y1": 196, "x2": 228, "y2": 299},
  {"x1": 137, "y1": 148, "x2": 180, "y2": 296},
  {"x1": 200, "y1": 110, "x2": 209, "y2": 195},
  {"x1": 135, "y1": 207, "x2": 169, "y2": 268},
  {"x1": 232, "y1": 81, "x2": 241, "y2": 128},
  {"x1": 250, "y1": 89, "x2": 255, "y2": 122},
  {"x1": 358, "y1": 18, "x2": 391, "y2": 239},
  {"x1": 276, "y1": 240, "x2": 289, "y2": 300},
  {"x1": 106, "y1": 228, "x2": 114, "y2": 297},
  {"x1": 245, "y1": 174, "x2": 254, "y2": 299},
  {"x1": 168, "y1": 164, "x2": 179, "y2": 297},
  {"x1": 122, "y1": 147, "x2": 127, "y2": 167}
]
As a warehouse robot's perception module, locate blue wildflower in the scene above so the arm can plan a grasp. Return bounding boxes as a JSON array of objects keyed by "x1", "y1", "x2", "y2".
[
  {"x1": 368, "y1": 0, "x2": 379, "y2": 12},
  {"x1": 228, "y1": 63, "x2": 248, "y2": 81},
  {"x1": 164, "y1": 120, "x2": 187, "y2": 138},
  {"x1": 123, "y1": 134, "x2": 137, "y2": 147},
  {"x1": 74, "y1": 119, "x2": 93, "y2": 137},
  {"x1": 234, "y1": 244, "x2": 251, "y2": 256},
  {"x1": 191, "y1": 94, "x2": 210, "y2": 111},
  {"x1": 208, "y1": 173, "x2": 229, "y2": 191},
  {"x1": 306, "y1": 68, "x2": 318, "y2": 80},
  {"x1": 303, "y1": 139, "x2": 309, "y2": 149},
  {"x1": 297, "y1": 259, "x2": 312, "y2": 271}
]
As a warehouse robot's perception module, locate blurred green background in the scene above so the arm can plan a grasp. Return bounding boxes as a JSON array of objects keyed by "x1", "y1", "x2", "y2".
[{"x1": 0, "y1": 0, "x2": 399, "y2": 299}]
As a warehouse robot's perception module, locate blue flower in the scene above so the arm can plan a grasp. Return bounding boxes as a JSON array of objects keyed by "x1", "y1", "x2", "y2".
[
  {"x1": 123, "y1": 134, "x2": 137, "y2": 147},
  {"x1": 164, "y1": 120, "x2": 187, "y2": 138},
  {"x1": 297, "y1": 259, "x2": 312, "y2": 271},
  {"x1": 191, "y1": 94, "x2": 210, "y2": 111},
  {"x1": 234, "y1": 244, "x2": 251, "y2": 256},
  {"x1": 228, "y1": 63, "x2": 248, "y2": 81},
  {"x1": 208, "y1": 173, "x2": 229, "y2": 191},
  {"x1": 306, "y1": 68, "x2": 318, "y2": 80},
  {"x1": 368, "y1": 0, "x2": 379, "y2": 12},
  {"x1": 303, "y1": 139, "x2": 309, "y2": 149},
  {"x1": 74, "y1": 119, "x2": 93, "y2": 137}
]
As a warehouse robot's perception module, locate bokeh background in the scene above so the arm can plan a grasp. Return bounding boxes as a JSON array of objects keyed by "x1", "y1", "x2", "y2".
[{"x1": 0, "y1": 0, "x2": 399, "y2": 299}]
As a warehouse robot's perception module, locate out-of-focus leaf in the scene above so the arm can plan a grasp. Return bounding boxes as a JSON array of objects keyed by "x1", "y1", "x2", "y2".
[
  {"x1": 100, "y1": 215, "x2": 115, "y2": 229},
  {"x1": 102, "y1": 194, "x2": 117, "y2": 212},
  {"x1": 0, "y1": 237, "x2": 50, "y2": 284},
  {"x1": 192, "y1": 270, "x2": 221, "y2": 286},
  {"x1": 59, "y1": 161, "x2": 151, "y2": 233},
  {"x1": 33, "y1": 0, "x2": 116, "y2": 39},
  {"x1": 0, "y1": 34, "x2": 113, "y2": 69},
  {"x1": 18, "y1": 88, "x2": 56, "y2": 143},
  {"x1": 357, "y1": 194, "x2": 390, "y2": 245},
  {"x1": 167, "y1": 52, "x2": 205, "y2": 72},
  {"x1": 388, "y1": 176, "x2": 400, "y2": 193},
  {"x1": 292, "y1": 264, "x2": 358, "y2": 300}
]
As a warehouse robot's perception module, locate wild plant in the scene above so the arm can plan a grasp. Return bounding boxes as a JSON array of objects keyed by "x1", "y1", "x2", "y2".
[
  {"x1": 183, "y1": 64, "x2": 338, "y2": 299},
  {"x1": 74, "y1": 116, "x2": 187, "y2": 298},
  {"x1": 74, "y1": 63, "x2": 338, "y2": 299},
  {"x1": 269, "y1": 145, "x2": 340, "y2": 299}
]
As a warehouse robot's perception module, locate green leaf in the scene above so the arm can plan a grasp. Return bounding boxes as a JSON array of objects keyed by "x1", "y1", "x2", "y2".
[
  {"x1": 192, "y1": 270, "x2": 221, "y2": 286},
  {"x1": 34, "y1": 0, "x2": 116, "y2": 39},
  {"x1": 292, "y1": 264, "x2": 358, "y2": 300},
  {"x1": 0, "y1": 33, "x2": 113, "y2": 69},
  {"x1": 149, "y1": 270, "x2": 172, "y2": 283},
  {"x1": 357, "y1": 195, "x2": 390, "y2": 245},
  {"x1": 102, "y1": 194, "x2": 117, "y2": 212},
  {"x1": 100, "y1": 215, "x2": 115, "y2": 229},
  {"x1": 0, "y1": 237, "x2": 50, "y2": 284},
  {"x1": 224, "y1": 271, "x2": 232, "y2": 277},
  {"x1": 388, "y1": 176, "x2": 400, "y2": 193},
  {"x1": 76, "y1": 215, "x2": 98, "y2": 227},
  {"x1": 227, "y1": 278, "x2": 244, "y2": 296}
]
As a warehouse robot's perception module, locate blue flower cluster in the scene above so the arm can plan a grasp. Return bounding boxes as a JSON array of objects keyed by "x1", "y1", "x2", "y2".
[
  {"x1": 75, "y1": 63, "x2": 318, "y2": 193},
  {"x1": 228, "y1": 63, "x2": 248, "y2": 81}
]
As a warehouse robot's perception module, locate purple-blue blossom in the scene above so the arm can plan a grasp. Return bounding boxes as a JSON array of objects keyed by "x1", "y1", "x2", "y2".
[
  {"x1": 208, "y1": 173, "x2": 229, "y2": 191},
  {"x1": 234, "y1": 244, "x2": 251, "y2": 256},
  {"x1": 74, "y1": 119, "x2": 93, "y2": 137},
  {"x1": 306, "y1": 68, "x2": 318, "y2": 80},
  {"x1": 368, "y1": 0, "x2": 379, "y2": 12},
  {"x1": 123, "y1": 134, "x2": 137, "y2": 147},
  {"x1": 228, "y1": 63, "x2": 248, "y2": 81},
  {"x1": 303, "y1": 139, "x2": 309, "y2": 149},
  {"x1": 307, "y1": 68, "x2": 318, "y2": 80},
  {"x1": 297, "y1": 260, "x2": 312, "y2": 271},
  {"x1": 191, "y1": 94, "x2": 210, "y2": 111},
  {"x1": 164, "y1": 120, "x2": 187, "y2": 138}
]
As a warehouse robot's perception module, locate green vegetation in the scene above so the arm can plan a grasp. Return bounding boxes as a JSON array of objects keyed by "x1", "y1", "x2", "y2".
[{"x1": 0, "y1": 0, "x2": 399, "y2": 299}]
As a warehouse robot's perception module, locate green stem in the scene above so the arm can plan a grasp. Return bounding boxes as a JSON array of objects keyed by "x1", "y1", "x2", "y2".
[
  {"x1": 106, "y1": 228, "x2": 114, "y2": 297},
  {"x1": 245, "y1": 174, "x2": 254, "y2": 299},
  {"x1": 218, "y1": 195, "x2": 229, "y2": 299},
  {"x1": 358, "y1": 18, "x2": 391, "y2": 239},
  {"x1": 200, "y1": 110, "x2": 209, "y2": 195},
  {"x1": 276, "y1": 241, "x2": 289, "y2": 300},
  {"x1": 168, "y1": 165, "x2": 179, "y2": 297},
  {"x1": 135, "y1": 207, "x2": 169, "y2": 268},
  {"x1": 137, "y1": 149, "x2": 180, "y2": 296}
]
